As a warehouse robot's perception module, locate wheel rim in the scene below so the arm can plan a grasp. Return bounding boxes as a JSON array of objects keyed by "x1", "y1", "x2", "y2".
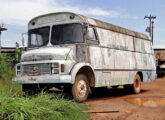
[
  {"x1": 77, "y1": 80, "x2": 87, "y2": 98},
  {"x1": 135, "y1": 78, "x2": 140, "y2": 88},
  {"x1": 134, "y1": 76, "x2": 141, "y2": 93}
]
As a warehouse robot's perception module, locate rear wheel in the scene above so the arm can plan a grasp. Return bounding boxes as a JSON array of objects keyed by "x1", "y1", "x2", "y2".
[
  {"x1": 72, "y1": 74, "x2": 89, "y2": 102},
  {"x1": 133, "y1": 74, "x2": 141, "y2": 94},
  {"x1": 124, "y1": 74, "x2": 141, "y2": 94}
]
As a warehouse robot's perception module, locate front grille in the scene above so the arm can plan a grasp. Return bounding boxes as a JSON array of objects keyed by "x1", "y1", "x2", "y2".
[{"x1": 23, "y1": 63, "x2": 52, "y2": 75}]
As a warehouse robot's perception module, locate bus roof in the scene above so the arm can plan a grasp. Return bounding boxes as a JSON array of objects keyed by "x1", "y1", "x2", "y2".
[{"x1": 29, "y1": 12, "x2": 149, "y2": 40}]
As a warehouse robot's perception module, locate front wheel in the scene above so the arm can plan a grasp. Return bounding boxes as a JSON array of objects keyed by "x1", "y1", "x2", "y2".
[{"x1": 72, "y1": 74, "x2": 90, "y2": 102}]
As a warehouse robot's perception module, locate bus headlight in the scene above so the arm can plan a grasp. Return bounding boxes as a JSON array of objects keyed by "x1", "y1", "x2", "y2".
[
  {"x1": 52, "y1": 63, "x2": 59, "y2": 74},
  {"x1": 52, "y1": 63, "x2": 59, "y2": 68}
]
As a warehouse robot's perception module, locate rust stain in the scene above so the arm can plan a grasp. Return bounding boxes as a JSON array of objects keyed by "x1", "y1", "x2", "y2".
[{"x1": 80, "y1": 15, "x2": 149, "y2": 40}]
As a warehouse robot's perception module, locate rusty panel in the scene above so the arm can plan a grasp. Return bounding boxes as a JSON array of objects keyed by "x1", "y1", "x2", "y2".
[{"x1": 81, "y1": 16, "x2": 149, "y2": 40}]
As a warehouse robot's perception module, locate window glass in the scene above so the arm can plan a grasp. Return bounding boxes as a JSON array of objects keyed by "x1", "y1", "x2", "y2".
[
  {"x1": 87, "y1": 27, "x2": 96, "y2": 40},
  {"x1": 28, "y1": 27, "x2": 49, "y2": 48},
  {"x1": 51, "y1": 23, "x2": 84, "y2": 45}
]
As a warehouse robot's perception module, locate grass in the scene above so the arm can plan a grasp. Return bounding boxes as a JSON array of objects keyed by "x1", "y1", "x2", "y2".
[
  {"x1": 0, "y1": 80, "x2": 90, "y2": 120},
  {"x1": 0, "y1": 53, "x2": 15, "y2": 81},
  {"x1": 0, "y1": 53, "x2": 90, "y2": 120},
  {"x1": 0, "y1": 92, "x2": 90, "y2": 120}
]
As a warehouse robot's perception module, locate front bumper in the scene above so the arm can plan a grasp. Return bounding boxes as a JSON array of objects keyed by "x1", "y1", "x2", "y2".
[{"x1": 12, "y1": 74, "x2": 72, "y2": 84}]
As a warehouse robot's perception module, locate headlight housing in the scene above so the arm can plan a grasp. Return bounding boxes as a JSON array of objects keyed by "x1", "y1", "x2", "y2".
[{"x1": 51, "y1": 63, "x2": 59, "y2": 74}]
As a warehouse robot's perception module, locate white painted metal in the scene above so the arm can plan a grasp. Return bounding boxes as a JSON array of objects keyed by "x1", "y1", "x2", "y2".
[{"x1": 13, "y1": 12, "x2": 156, "y2": 88}]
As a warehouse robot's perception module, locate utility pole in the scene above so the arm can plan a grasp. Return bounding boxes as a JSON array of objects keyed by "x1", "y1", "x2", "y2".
[
  {"x1": 0, "y1": 24, "x2": 7, "y2": 53},
  {"x1": 144, "y1": 15, "x2": 156, "y2": 45},
  {"x1": 21, "y1": 32, "x2": 27, "y2": 48}
]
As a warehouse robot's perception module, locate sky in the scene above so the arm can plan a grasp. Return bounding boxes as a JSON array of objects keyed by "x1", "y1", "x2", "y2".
[{"x1": 0, "y1": 0, "x2": 165, "y2": 48}]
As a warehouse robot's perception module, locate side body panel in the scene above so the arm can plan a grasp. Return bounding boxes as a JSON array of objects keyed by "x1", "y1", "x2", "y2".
[{"x1": 89, "y1": 27, "x2": 156, "y2": 87}]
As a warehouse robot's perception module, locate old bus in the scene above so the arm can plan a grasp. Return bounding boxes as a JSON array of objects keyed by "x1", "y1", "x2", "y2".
[{"x1": 13, "y1": 12, "x2": 156, "y2": 102}]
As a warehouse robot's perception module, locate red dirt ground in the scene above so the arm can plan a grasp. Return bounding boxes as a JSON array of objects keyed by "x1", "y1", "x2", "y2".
[{"x1": 83, "y1": 78, "x2": 165, "y2": 120}]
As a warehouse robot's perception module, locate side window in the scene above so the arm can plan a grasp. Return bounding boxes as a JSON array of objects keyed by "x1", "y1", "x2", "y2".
[
  {"x1": 86, "y1": 27, "x2": 99, "y2": 44},
  {"x1": 87, "y1": 27, "x2": 96, "y2": 40}
]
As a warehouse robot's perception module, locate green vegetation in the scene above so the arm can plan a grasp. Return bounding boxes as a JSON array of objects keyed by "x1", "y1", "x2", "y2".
[
  {"x1": 0, "y1": 93, "x2": 89, "y2": 120},
  {"x1": 0, "y1": 53, "x2": 21, "y2": 94},
  {"x1": 0, "y1": 53, "x2": 15, "y2": 81},
  {"x1": 0, "y1": 53, "x2": 90, "y2": 120}
]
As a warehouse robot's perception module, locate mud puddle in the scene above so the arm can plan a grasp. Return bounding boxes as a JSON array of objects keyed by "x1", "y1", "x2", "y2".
[{"x1": 124, "y1": 97, "x2": 165, "y2": 108}]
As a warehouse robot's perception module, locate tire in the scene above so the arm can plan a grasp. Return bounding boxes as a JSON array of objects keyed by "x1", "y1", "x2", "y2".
[
  {"x1": 124, "y1": 74, "x2": 141, "y2": 94},
  {"x1": 72, "y1": 74, "x2": 90, "y2": 102},
  {"x1": 132, "y1": 74, "x2": 141, "y2": 94}
]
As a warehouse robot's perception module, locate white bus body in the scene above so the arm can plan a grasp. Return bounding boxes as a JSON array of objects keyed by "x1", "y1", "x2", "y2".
[{"x1": 13, "y1": 12, "x2": 156, "y2": 102}]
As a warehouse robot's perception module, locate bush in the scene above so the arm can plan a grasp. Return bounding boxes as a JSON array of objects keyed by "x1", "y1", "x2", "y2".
[{"x1": 0, "y1": 53, "x2": 15, "y2": 80}]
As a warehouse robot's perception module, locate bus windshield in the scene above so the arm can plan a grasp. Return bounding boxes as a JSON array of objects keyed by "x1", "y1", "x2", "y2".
[
  {"x1": 51, "y1": 23, "x2": 84, "y2": 45},
  {"x1": 28, "y1": 27, "x2": 50, "y2": 48}
]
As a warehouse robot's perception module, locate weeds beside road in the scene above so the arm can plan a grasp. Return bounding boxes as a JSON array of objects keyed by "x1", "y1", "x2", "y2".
[
  {"x1": 0, "y1": 92, "x2": 89, "y2": 120},
  {"x1": 0, "y1": 53, "x2": 90, "y2": 120}
]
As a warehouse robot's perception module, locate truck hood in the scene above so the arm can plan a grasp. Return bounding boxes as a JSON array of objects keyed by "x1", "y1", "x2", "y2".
[{"x1": 21, "y1": 46, "x2": 75, "y2": 62}]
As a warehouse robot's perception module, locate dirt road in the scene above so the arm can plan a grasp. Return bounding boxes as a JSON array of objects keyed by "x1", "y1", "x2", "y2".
[{"x1": 83, "y1": 78, "x2": 165, "y2": 120}]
